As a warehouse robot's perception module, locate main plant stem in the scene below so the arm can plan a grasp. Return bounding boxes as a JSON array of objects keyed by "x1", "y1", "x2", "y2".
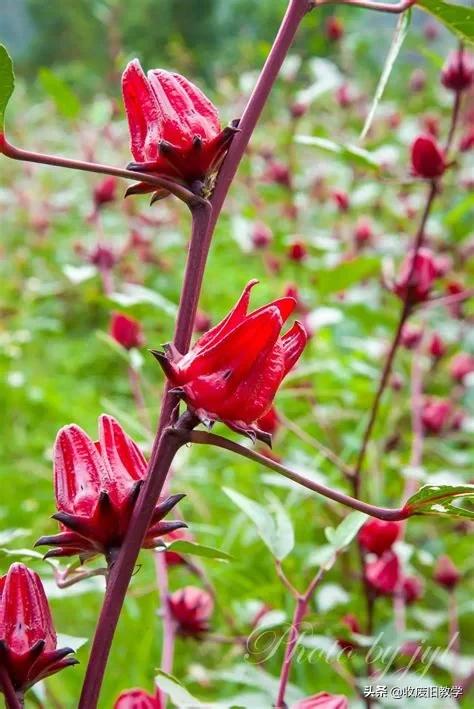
[
  {"x1": 0, "y1": 667, "x2": 22, "y2": 709},
  {"x1": 78, "y1": 2, "x2": 312, "y2": 705}
]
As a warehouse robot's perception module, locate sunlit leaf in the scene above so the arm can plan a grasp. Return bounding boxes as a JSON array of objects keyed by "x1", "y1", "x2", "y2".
[
  {"x1": 154, "y1": 671, "x2": 205, "y2": 707},
  {"x1": 163, "y1": 539, "x2": 233, "y2": 562},
  {"x1": 295, "y1": 135, "x2": 380, "y2": 170},
  {"x1": 0, "y1": 45, "x2": 14, "y2": 131},
  {"x1": 38, "y1": 68, "x2": 81, "y2": 120},
  {"x1": 417, "y1": 0, "x2": 474, "y2": 45},
  {"x1": 315, "y1": 257, "x2": 380, "y2": 296},
  {"x1": 404, "y1": 484, "x2": 474, "y2": 519}
]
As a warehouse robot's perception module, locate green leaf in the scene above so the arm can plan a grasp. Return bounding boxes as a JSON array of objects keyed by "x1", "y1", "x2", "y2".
[
  {"x1": 223, "y1": 488, "x2": 294, "y2": 561},
  {"x1": 154, "y1": 671, "x2": 205, "y2": 707},
  {"x1": 0, "y1": 45, "x2": 14, "y2": 132},
  {"x1": 38, "y1": 68, "x2": 81, "y2": 120},
  {"x1": 163, "y1": 540, "x2": 233, "y2": 562},
  {"x1": 417, "y1": 0, "x2": 474, "y2": 46},
  {"x1": 330, "y1": 511, "x2": 368, "y2": 550},
  {"x1": 110, "y1": 284, "x2": 178, "y2": 316},
  {"x1": 404, "y1": 484, "x2": 474, "y2": 519},
  {"x1": 295, "y1": 135, "x2": 380, "y2": 170},
  {"x1": 360, "y1": 10, "x2": 411, "y2": 142},
  {"x1": 315, "y1": 257, "x2": 380, "y2": 296}
]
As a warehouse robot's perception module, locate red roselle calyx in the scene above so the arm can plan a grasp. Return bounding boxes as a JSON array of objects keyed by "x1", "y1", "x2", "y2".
[
  {"x1": 256, "y1": 405, "x2": 280, "y2": 437},
  {"x1": 251, "y1": 221, "x2": 273, "y2": 249},
  {"x1": 410, "y1": 134, "x2": 446, "y2": 179},
  {"x1": 358, "y1": 518, "x2": 400, "y2": 556},
  {"x1": 287, "y1": 239, "x2": 308, "y2": 262},
  {"x1": 449, "y1": 352, "x2": 474, "y2": 383},
  {"x1": 441, "y1": 50, "x2": 474, "y2": 92},
  {"x1": 428, "y1": 333, "x2": 446, "y2": 359},
  {"x1": 122, "y1": 59, "x2": 238, "y2": 201},
  {"x1": 114, "y1": 688, "x2": 162, "y2": 708},
  {"x1": 400, "y1": 324, "x2": 423, "y2": 350},
  {"x1": 0, "y1": 563, "x2": 77, "y2": 696},
  {"x1": 421, "y1": 397, "x2": 453, "y2": 434},
  {"x1": 293, "y1": 691, "x2": 349, "y2": 708},
  {"x1": 167, "y1": 586, "x2": 213, "y2": 637},
  {"x1": 401, "y1": 575, "x2": 424, "y2": 605},
  {"x1": 35, "y1": 415, "x2": 186, "y2": 565},
  {"x1": 325, "y1": 17, "x2": 344, "y2": 42},
  {"x1": 152, "y1": 280, "x2": 307, "y2": 443},
  {"x1": 110, "y1": 312, "x2": 145, "y2": 350},
  {"x1": 365, "y1": 551, "x2": 400, "y2": 596},
  {"x1": 434, "y1": 555, "x2": 460, "y2": 590},
  {"x1": 393, "y1": 247, "x2": 438, "y2": 304},
  {"x1": 93, "y1": 176, "x2": 118, "y2": 209},
  {"x1": 331, "y1": 189, "x2": 350, "y2": 212}
]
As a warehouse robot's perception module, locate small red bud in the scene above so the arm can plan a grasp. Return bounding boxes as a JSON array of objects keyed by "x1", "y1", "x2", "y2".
[
  {"x1": 354, "y1": 217, "x2": 373, "y2": 248},
  {"x1": 460, "y1": 129, "x2": 474, "y2": 152},
  {"x1": 449, "y1": 352, "x2": 474, "y2": 383},
  {"x1": 335, "y1": 84, "x2": 352, "y2": 108},
  {"x1": 366, "y1": 551, "x2": 400, "y2": 596},
  {"x1": 93, "y1": 176, "x2": 117, "y2": 208},
  {"x1": 409, "y1": 68, "x2": 426, "y2": 93},
  {"x1": 168, "y1": 586, "x2": 213, "y2": 637},
  {"x1": 423, "y1": 20, "x2": 439, "y2": 41},
  {"x1": 290, "y1": 101, "x2": 308, "y2": 119},
  {"x1": 428, "y1": 333, "x2": 446, "y2": 359},
  {"x1": 110, "y1": 312, "x2": 145, "y2": 350},
  {"x1": 421, "y1": 397, "x2": 453, "y2": 434},
  {"x1": 441, "y1": 50, "x2": 474, "y2": 92},
  {"x1": 326, "y1": 16, "x2": 344, "y2": 42},
  {"x1": 194, "y1": 309, "x2": 212, "y2": 334},
  {"x1": 359, "y1": 519, "x2": 400, "y2": 556},
  {"x1": 287, "y1": 239, "x2": 308, "y2": 262},
  {"x1": 401, "y1": 575, "x2": 424, "y2": 605},
  {"x1": 251, "y1": 221, "x2": 273, "y2": 249},
  {"x1": 434, "y1": 555, "x2": 460, "y2": 590},
  {"x1": 331, "y1": 189, "x2": 350, "y2": 212},
  {"x1": 393, "y1": 247, "x2": 438, "y2": 304},
  {"x1": 422, "y1": 114, "x2": 439, "y2": 138},
  {"x1": 411, "y1": 135, "x2": 446, "y2": 179},
  {"x1": 400, "y1": 324, "x2": 423, "y2": 350}
]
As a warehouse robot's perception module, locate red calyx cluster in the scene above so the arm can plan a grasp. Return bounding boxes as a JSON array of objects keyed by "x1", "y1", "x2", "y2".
[
  {"x1": 0, "y1": 563, "x2": 77, "y2": 697},
  {"x1": 393, "y1": 247, "x2": 438, "y2": 304},
  {"x1": 410, "y1": 135, "x2": 446, "y2": 179},
  {"x1": 434, "y1": 555, "x2": 460, "y2": 591},
  {"x1": 441, "y1": 50, "x2": 474, "y2": 92},
  {"x1": 122, "y1": 59, "x2": 237, "y2": 201},
  {"x1": 167, "y1": 586, "x2": 213, "y2": 637},
  {"x1": 153, "y1": 280, "x2": 307, "y2": 443},
  {"x1": 114, "y1": 688, "x2": 162, "y2": 708},
  {"x1": 110, "y1": 312, "x2": 145, "y2": 350},
  {"x1": 36, "y1": 415, "x2": 185, "y2": 564},
  {"x1": 358, "y1": 518, "x2": 400, "y2": 556}
]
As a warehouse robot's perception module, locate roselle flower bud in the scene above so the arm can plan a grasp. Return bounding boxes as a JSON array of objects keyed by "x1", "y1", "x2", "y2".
[
  {"x1": 110, "y1": 312, "x2": 145, "y2": 350},
  {"x1": 288, "y1": 239, "x2": 308, "y2": 262},
  {"x1": 390, "y1": 373, "x2": 404, "y2": 392},
  {"x1": 256, "y1": 405, "x2": 280, "y2": 436},
  {"x1": 168, "y1": 586, "x2": 213, "y2": 637},
  {"x1": 354, "y1": 217, "x2": 373, "y2": 248},
  {"x1": 434, "y1": 555, "x2": 460, "y2": 590},
  {"x1": 400, "y1": 324, "x2": 423, "y2": 350},
  {"x1": 422, "y1": 114, "x2": 439, "y2": 138},
  {"x1": 366, "y1": 551, "x2": 400, "y2": 595},
  {"x1": 251, "y1": 221, "x2": 273, "y2": 249},
  {"x1": 337, "y1": 613, "x2": 361, "y2": 652},
  {"x1": 264, "y1": 160, "x2": 291, "y2": 188},
  {"x1": 428, "y1": 333, "x2": 446, "y2": 359},
  {"x1": 335, "y1": 84, "x2": 352, "y2": 109},
  {"x1": 0, "y1": 563, "x2": 77, "y2": 696},
  {"x1": 460, "y1": 129, "x2": 474, "y2": 152},
  {"x1": 449, "y1": 352, "x2": 474, "y2": 383},
  {"x1": 122, "y1": 60, "x2": 236, "y2": 200},
  {"x1": 194, "y1": 309, "x2": 212, "y2": 334},
  {"x1": 423, "y1": 20, "x2": 439, "y2": 41},
  {"x1": 290, "y1": 101, "x2": 308, "y2": 119},
  {"x1": 445, "y1": 280, "x2": 465, "y2": 318},
  {"x1": 358, "y1": 519, "x2": 400, "y2": 556},
  {"x1": 421, "y1": 397, "x2": 453, "y2": 434},
  {"x1": 93, "y1": 176, "x2": 117, "y2": 209},
  {"x1": 331, "y1": 189, "x2": 349, "y2": 212},
  {"x1": 411, "y1": 135, "x2": 446, "y2": 179},
  {"x1": 153, "y1": 280, "x2": 307, "y2": 443},
  {"x1": 393, "y1": 247, "x2": 438, "y2": 304},
  {"x1": 409, "y1": 68, "x2": 426, "y2": 93},
  {"x1": 89, "y1": 244, "x2": 117, "y2": 271},
  {"x1": 441, "y1": 50, "x2": 474, "y2": 92},
  {"x1": 36, "y1": 416, "x2": 185, "y2": 564},
  {"x1": 401, "y1": 575, "x2": 424, "y2": 605},
  {"x1": 114, "y1": 688, "x2": 161, "y2": 708},
  {"x1": 325, "y1": 17, "x2": 344, "y2": 42},
  {"x1": 293, "y1": 691, "x2": 349, "y2": 708}
]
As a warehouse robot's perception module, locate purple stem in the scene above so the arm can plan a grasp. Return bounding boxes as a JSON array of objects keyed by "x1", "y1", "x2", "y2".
[
  {"x1": 176, "y1": 429, "x2": 411, "y2": 520},
  {"x1": 78, "y1": 2, "x2": 312, "y2": 704},
  {"x1": 154, "y1": 552, "x2": 175, "y2": 707},
  {"x1": 0, "y1": 667, "x2": 22, "y2": 709}
]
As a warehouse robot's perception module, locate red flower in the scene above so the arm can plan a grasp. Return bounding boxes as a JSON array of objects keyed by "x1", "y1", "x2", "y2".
[
  {"x1": 428, "y1": 333, "x2": 446, "y2": 359},
  {"x1": 449, "y1": 352, "x2": 474, "y2": 383},
  {"x1": 0, "y1": 563, "x2": 77, "y2": 695},
  {"x1": 366, "y1": 551, "x2": 400, "y2": 595},
  {"x1": 326, "y1": 17, "x2": 344, "y2": 42},
  {"x1": 441, "y1": 50, "x2": 474, "y2": 92},
  {"x1": 36, "y1": 416, "x2": 185, "y2": 564},
  {"x1": 293, "y1": 692, "x2": 349, "y2": 708},
  {"x1": 264, "y1": 160, "x2": 291, "y2": 188},
  {"x1": 331, "y1": 189, "x2": 349, "y2": 212},
  {"x1": 359, "y1": 519, "x2": 400, "y2": 556},
  {"x1": 122, "y1": 59, "x2": 236, "y2": 200},
  {"x1": 251, "y1": 221, "x2": 273, "y2": 249},
  {"x1": 393, "y1": 247, "x2": 438, "y2": 304},
  {"x1": 288, "y1": 239, "x2": 308, "y2": 262},
  {"x1": 153, "y1": 280, "x2": 307, "y2": 442},
  {"x1": 411, "y1": 135, "x2": 446, "y2": 179},
  {"x1": 401, "y1": 575, "x2": 424, "y2": 605},
  {"x1": 93, "y1": 176, "x2": 117, "y2": 209},
  {"x1": 434, "y1": 555, "x2": 460, "y2": 591},
  {"x1": 354, "y1": 218, "x2": 373, "y2": 248},
  {"x1": 114, "y1": 688, "x2": 161, "y2": 709},
  {"x1": 400, "y1": 324, "x2": 423, "y2": 350},
  {"x1": 421, "y1": 397, "x2": 453, "y2": 434},
  {"x1": 89, "y1": 244, "x2": 117, "y2": 271},
  {"x1": 110, "y1": 312, "x2": 145, "y2": 350},
  {"x1": 168, "y1": 586, "x2": 213, "y2": 637}
]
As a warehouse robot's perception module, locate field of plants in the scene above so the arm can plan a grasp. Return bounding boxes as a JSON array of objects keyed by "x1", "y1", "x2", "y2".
[{"x1": 0, "y1": 1, "x2": 473, "y2": 707}]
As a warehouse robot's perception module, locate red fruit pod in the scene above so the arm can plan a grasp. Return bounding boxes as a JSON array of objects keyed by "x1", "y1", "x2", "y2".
[
  {"x1": 410, "y1": 134, "x2": 446, "y2": 179},
  {"x1": 114, "y1": 688, "x2": 161, "y2": 709},
  {"x1": 421, "y1": 397, "x2": 453, "y2": 434},
  {"x1": 434, "y1": 555, "x2": 460, "y2": 590},
  {"x1": 293, "y1": 691, "x2": 349, "y2": 708},
  {"x1": 400, "y1": 324, "x2": 423, "y2": 350},
  {"x1": 325, "y1": 16, "x2": 344, "y2": 42},
  {"x1": 168, "y1": 586, "x2": 213, "y2": 637},
  {"x1": 449, "y1": 352, "x2": 474, "y2": 383},
  {"x1": 365, "y1": 551, "x2": 401, "y2": 595},
  {"x1": 89, "y1": 244, "x2": 117, "y2": 271},
  {"x1": 110, "y1": 312, "x2": 145, "y2": 350},
  {"x1": 251, "y1": 221, "x2": 273, "y2": 249},
  {"x1": 93, "y1": 176, "x2": 117, "y2": 208},
  {"x1": 393, "y1": 247, "x2": 438, "y2": 304},
  {"x1": 358, "y1": 519, "x2": 400, "y2": 556},
  {"x1": 0, "y1": 563, "x2": 77, "y2": 695},
  {"x1": 401, "y1": 575, "x2": 424, "y2": 605},
  {"x1": 288, "y1": 239, "x2": 308, "y2": 262},
  {"x1": 428, "y1": 333, "x2": 446, "y2": 359},
  {"x1": 331, "y1": 189, "x2": 350, "y2": 212},
  {"x1": 354, "y1": 217, "x2": 373, "y2": 248},
  {"x1": 441, "y1": 50, "x2": 474, "y2": 92}
]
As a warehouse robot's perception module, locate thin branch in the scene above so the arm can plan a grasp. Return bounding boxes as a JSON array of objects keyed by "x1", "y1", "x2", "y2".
[
  {"x1": 154, "y1": 552, "x2": 176, "y2": 708},
  {"x1": 0, "y1": 666, "x2": 22, "y2": 709},
  {"x1": 314, "y1": 0, "x2": 416, "y2": 13},
  {"x1": 173, "y1": 428, "x2": 411, "y2": 521}
]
